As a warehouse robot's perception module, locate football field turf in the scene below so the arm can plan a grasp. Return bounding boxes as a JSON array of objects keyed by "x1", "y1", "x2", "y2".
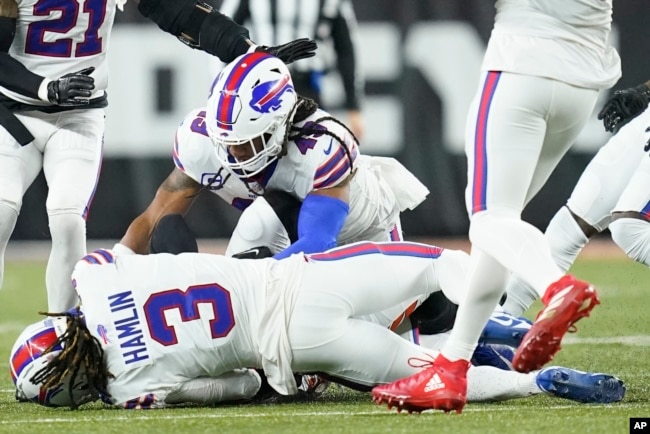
[{"x1": 0, "y1": 247, "x2": 648, "y2": 434}]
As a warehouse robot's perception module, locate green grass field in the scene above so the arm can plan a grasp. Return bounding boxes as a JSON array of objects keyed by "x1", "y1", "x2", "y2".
[{"x1": 0, "y1": 255, "x2": 648, "y2": 434}]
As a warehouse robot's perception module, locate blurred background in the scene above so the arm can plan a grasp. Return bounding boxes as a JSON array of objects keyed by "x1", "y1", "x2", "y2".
[{"x1": 11, "y1": 0, "x2": 650, "y2": 243}]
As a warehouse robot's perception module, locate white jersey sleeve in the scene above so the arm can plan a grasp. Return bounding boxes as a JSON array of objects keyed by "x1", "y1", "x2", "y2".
[
  {"x1": 268, "y1": 109, "x2": 359, "y2": 199},
  {"x1": 173, "y1": 108, "x2": 258, "y2": 210},
  {"x1": 1, "y1": 0, "x2": 118, "y2": 105}
]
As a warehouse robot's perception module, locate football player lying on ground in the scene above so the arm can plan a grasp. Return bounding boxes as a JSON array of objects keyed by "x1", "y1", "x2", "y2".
[
  {"x1": 11, "y1": 242, "x2": 625, "y2": 409},
  {"x1": 113, "y1": 50, "x2": 432, "y2": 369}
]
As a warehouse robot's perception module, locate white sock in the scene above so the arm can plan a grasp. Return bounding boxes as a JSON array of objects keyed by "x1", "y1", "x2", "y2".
[
  {"x1": 46, "y1": 213, "x2": 85, "y2": 311},
  {"x1": 502, "y1": 206, "x2": 589, "y2": 315},
  {"x1": 546, "y1": 206, "x2": 590, "y2": 271},
  {"x1": 443, "y1": 249, "x2": 509, "y2": 361},
  {"x1": 0, "y1": 203, "x2": 19, "y2": 289},
  {"x1": 610, "y1": 217, "x2": 650, "y2": 266},
  {"x1": 467, "y1": 365, "x2": 541, "y2": 402}
]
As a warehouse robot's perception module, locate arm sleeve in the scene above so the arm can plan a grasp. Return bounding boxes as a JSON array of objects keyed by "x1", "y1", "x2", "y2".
[
  {"x1": 0, "y1": 17, "x2": 46, "y2": 99},
  {"x1": 273, "y1": 194, "x2": 349, "y2": 260},
  {"x1": 330, "y1": 1, "x2": 363, "y2": 111},
  {"x1": 164, "y1": 369, "x2": 261, "y2": 405},
  {"x1": 136, "y1": 0, "x2": 251, "y2": 62}
]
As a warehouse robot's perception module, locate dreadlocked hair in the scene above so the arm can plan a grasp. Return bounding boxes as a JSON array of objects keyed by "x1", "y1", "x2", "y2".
[
  {"x1": 285, "y1": 96, "x2": 359, "y2": 168},
  {"x1": 278, "y1": 96, "x2": 320, "y2": 157},
  {"x1": 29, "y1": 309, "x2": 114, "y2": 409}
]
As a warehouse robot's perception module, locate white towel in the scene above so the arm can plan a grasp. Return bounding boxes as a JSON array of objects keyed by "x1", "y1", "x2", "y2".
[
  {"x1": 366, "y1": 156, "x2": 430, "y2": 211},
  {"x1": 258, "y1": 255, "x2": 304, "y2": 395}
]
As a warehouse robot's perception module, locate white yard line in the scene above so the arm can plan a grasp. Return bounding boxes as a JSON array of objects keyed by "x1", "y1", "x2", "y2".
[
  {"x1": 563, "y1": 335, "x2": 650, "y2": 346},
  {"x1": 0, "y1": 403, "x2": 644, "y2": 425}
]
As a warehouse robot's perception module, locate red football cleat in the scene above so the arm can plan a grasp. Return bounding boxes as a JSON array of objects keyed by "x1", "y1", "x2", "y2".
[
  {"x1": 513, "y1": 275, "x2": 600, "y2": 373},
  {"x1": 371, "y1": 354, "x2": 470, "y2": 414}
]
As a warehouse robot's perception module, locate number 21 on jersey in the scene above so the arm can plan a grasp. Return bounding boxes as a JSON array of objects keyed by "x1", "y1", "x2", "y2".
[{"x1": 25, "y1": 0, "x2": 108, "y2": 57}]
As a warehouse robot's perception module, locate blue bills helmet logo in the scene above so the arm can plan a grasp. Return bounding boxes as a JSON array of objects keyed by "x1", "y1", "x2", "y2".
[{"x1": 250, "y1": 75, "x2": 294, "y2": 114}]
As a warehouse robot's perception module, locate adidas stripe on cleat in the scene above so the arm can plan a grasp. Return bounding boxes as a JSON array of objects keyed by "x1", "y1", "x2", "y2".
[
  {"x1": 513, "y1": 275, "x2": 600, "y2": 373},
  {"x1": 371, "y1": 354, "x2": 470, "y2": 414}
]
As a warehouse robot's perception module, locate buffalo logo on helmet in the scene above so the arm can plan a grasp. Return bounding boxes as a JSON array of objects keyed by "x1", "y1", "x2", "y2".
[{"x1": 250, "y1": 74, "x2": 294, "y2": 114}]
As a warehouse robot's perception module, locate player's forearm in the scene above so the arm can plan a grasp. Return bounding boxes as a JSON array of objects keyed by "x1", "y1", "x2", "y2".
[
  {"x1": 120, "y1": 216, "x2": 155, "y2": 254},
  {"x1": 273, "y1": 194, "x2": 349, "y2": 260},
  {"x1": 135, "y1": 0, "x2": 252, "y2": 62},
  {"x1": 331, "y1": 12, "x2": 362, "y2": 110},
  {"x1": 165, "y1": 370, "x2": 261, "y2": 405},
  {"x1": 0, "y1": 53, "x2": 49, "y2": 99},
  {"x1": 0, "y1": 16, "x2": 49, "y2": 100}
]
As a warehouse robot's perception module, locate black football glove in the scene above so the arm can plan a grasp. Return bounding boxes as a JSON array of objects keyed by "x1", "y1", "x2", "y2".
[
  {"x1": 47, "y1": 67, "x2": 95, "y2": 106},
  {"x1": 231, "y1": 246, "x2": 274, "y2": 259},
  {"x1": 256, "y1": 38, "x2": 317, "y2": 64},
  {"x1": 597, "y1": 83, "x2": 650, "y2": 134}
]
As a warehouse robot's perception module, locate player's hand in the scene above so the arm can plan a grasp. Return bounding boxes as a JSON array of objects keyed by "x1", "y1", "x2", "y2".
[
  {"x1": 255, "y1": 38, "x2": 317, "y2": 64},
  {"x1": 597, "y1": 83, "x2": 650, "y2": 134},
  {"x1": 47, "y1": 67, "x2": 95, "y2": 106},
  {"x1": 231, "y1": 246, "x2": 274, "y2": 259}
]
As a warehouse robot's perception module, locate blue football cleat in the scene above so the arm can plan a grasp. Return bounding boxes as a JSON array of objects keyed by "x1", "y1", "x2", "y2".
[
  {"x1": 479, "y1": 312, "x2": 532, "y2": 348},
  {"x1": 471, "y1": 343, "x2": 515, "y2": 371},
  {"x1": 536, "y1": 366, "x2": 626, "y2": 403}
]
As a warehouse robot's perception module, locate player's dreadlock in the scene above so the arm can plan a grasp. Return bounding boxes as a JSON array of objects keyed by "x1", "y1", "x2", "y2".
[
  {"x1": 29, "y1": 309, "x2": 114, "y2": 409},
  {"x1": 281, "y1": 95, "x2": 359, "y2": 169}
]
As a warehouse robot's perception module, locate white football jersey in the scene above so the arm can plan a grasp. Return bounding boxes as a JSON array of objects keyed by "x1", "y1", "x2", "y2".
[
  {"x1": 1, "y1": 0, "x2": 118, "y2": 105},
  {"x1": 173, "y1": 107, "x2": 417, "y2": 244},
  {"x1": 73, "y1": 250, "x2": 296, "y2": 407},
  {"x1": 482, "y1": 0, "x2": 620, "y2": 89}
]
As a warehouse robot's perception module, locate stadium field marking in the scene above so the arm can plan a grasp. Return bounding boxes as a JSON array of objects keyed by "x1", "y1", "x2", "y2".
[
  {"x1": 562, "y1": 335, "x2": 650, "y2": 346},
  {"x1": 0, "y1": 403, "x2": 645, "y2": 424}
]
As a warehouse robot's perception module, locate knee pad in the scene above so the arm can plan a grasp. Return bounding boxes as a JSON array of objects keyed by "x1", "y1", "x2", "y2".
[
  {"x1": 47, "y1": 212, "x2": 84, "y2": 238},
  {"x1": 609, "y1": 217, "x2": 650, "y2": 265},
  {"x1": 545, "y1": 206, "x2": 590, "y2": 272},
  {"x1": 0, "y1": 198, "x2": 21, "y2": 215},
  {"x1": 150, "y1": 214, "x2": 198, "y2": 254}
]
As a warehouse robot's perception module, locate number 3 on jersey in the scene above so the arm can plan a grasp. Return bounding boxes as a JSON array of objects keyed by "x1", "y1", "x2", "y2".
[
  {"x1": 26, "y1": 0, "x2": 108, "y2": 57},
  {"x1": 143, "y1": 284, "x2": 236, "y2": 346}
]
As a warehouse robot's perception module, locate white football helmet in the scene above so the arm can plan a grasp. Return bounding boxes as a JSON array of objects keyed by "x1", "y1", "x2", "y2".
[
  {"x1": 205, "y1": 52, "x2": 298, "y2": 179},
  {"x1": 9, "y1": 316, "x2": 97, "y2": 407}
]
